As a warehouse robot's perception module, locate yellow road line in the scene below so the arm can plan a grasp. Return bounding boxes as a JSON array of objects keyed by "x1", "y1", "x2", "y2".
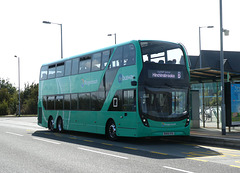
[
  {"x1": 69, "y1": 137, "x2": 77, "y2": 140},
  {"x1": 150, "y1": 151, "x2": 168, "y2": 155},
  {"x1": 224, "y1": 154, "x2": 240, "y2": 157},
  {"x1": 102, "y1": 143, "x2": 113, "y2": 146},
  {"x1": 187, "y1": 157, "x2": 208, "y2": 162},
  {"x1": 124, "y1": 147, "x2": 138, "y2": 150},
  {"x1": 230, "y1": 165, "x2": 240, "y2": 168}
]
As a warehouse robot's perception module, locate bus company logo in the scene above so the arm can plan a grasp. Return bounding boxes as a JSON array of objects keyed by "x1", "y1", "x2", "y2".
[
  {"x1": 118, "y1": 74, "x2": 134, "y2": 83},
  {"x1": 81, "y1": 79, "x2": 85, "y2": 87},
  {"x1": 161, "y1": 122, "x2": 176, "y2": 127},
  {"x1": 81, "y1": 79, "x2": 98, "y2": 87},
  {"x1": 118, "y1": 74, "x2": 123, "y2": 83}
]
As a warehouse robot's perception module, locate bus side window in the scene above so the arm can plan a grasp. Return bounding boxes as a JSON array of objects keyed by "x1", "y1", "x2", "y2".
[
  {"x1": 40, "y1": 66, "x2": 48, "y2": 80},
  {"x1": 48, "y1": 65, "x2": 56, "y2": 79},
  {"x1": 72, "y1": 58, "x2": 79, "y2": 75},
  {"x1": 47, "y1": 96, "x2": 55, "y2": 110},
  {"x1": 123, "y1": 90, "x2": 136, "y2": 111},
  {"x1": 55, "y1": 95, "x2": 63, "y2": 110},
  {"x1": 65, "y1": 60, "x2": 72, "y2": 76},
  {"x1": 109, "y1": 46, "x2": 123, "y2": 69},
  {"x1": 64, "y1": 94, "x2": 71, "y2": 110},
  {"x1": 56, "y1": 63, "x2": 64, "y2": 78},
  {"x1": 123, "y1": 44, "x2": 136, "y2": 66},
  {"x1": 101, "y1": 50, "x2": 110, "y2": 70},
  {"x1": 79, "y1": 56, "x2": 91, "y2": 73},
  {"x1": 79, "y1": 93, "x2": 91, "y2": 110},
  {"x1": 91, "y1": 52, "x2": 101, "y2": 71},
  {"x1": 71, "y1": 94, "x2": 78, "y2": 110},
  {"x1": 42, "y1": 96, "x2": 47, "y2": 109}
]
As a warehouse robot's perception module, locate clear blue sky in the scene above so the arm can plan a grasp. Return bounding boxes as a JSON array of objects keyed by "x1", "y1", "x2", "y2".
[{"x1": 0, "y1": 0, "x2": 239, "y2": 89}]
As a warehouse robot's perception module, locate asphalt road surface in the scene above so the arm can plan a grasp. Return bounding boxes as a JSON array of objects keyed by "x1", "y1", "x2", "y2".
[{"x1": 0, "y1": 117, "x2": 240, "y2": 173}]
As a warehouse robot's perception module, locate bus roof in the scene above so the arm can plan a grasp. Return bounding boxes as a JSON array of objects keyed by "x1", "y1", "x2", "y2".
[{"x1": 41, "y1": 40, "x2": 181, "y2": 66}]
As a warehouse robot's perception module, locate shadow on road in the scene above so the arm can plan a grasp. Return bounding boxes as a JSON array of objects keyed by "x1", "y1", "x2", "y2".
[{"x1": 32, "y1": 130, "x2": 222, "y2": 160}]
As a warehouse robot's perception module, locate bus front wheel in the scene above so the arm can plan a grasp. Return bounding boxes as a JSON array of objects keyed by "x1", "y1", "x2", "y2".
[{"x1": 106, "y1": 120, "x2": 117, "y2": 141}]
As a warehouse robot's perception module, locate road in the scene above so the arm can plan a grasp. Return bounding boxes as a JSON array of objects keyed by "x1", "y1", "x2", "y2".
[{"x1": 0, "y1": 117, "x2": 240, "y2": 173}]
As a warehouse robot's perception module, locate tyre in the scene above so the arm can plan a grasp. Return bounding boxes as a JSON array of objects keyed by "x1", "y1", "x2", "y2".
[
  {"x1": 106, "y1": 120, "x2": 117, "y2": 141},
  {"x1": 48, "y1": 116, "x2": 54, "y2": 131},
  {"x1": 57, "y1": 117, "x2": 64, "y2": 133}
]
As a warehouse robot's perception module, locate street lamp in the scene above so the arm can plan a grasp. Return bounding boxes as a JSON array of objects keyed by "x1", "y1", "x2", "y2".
[
  {"x1": 219, "y1": 0, "x2": 229, "y2": 135},
  {"x1": 199, "y1": 26, "x2": 214, "y2": 68},
  {"x1": 14, "y1": 55, "x2": 20, "y2": 117},
  {"x1": 43, "y1": 21, "x2": 63, "y2": 59},
  {"x1": 107, "y1": 33, "x2": 116, "y2": 44}
]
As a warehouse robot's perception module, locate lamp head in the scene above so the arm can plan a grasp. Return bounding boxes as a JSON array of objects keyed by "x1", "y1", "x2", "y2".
[{"x1": 42, "y1": 21, "x2": 51, "y2": 24}]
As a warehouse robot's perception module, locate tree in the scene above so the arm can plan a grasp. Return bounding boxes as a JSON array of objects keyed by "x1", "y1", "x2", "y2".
[
  {"x1": 0, "y1": 78, "x2": 17, "y2": 115},
  {"x1": 21, "y1": 82, "x2": 38, "y2": 114},
  {"x1": 0, "y1": 79, "x2": 39, "y2": 115}
]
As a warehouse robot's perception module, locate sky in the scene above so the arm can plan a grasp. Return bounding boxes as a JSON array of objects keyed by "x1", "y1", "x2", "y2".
[{"x1": 0, "y1": 0, "x2": 240, "y2": 89}]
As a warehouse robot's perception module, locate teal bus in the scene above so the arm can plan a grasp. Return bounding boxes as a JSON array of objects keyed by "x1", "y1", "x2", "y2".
[{"x1": 38, "y1": 40, "x2": 190, "y2": 140}]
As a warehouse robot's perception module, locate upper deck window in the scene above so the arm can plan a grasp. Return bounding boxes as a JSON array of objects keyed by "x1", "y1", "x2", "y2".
[
  {"x1": 92, "y1": 52, "x2": 101, "y2": 71},
  {"x1": 56, "y1": 63, "x2": 64, "y2": 77},
  {"x1": 109, "y1": 46, "x2": 123, "y2": 69},
  {"x1": 72, "y1": 58, "x2": 79, "y2": 75},
  {"x1": 123, "y1": 44, "x2": 136, "y2": 66},
  {"x1": 101, "y1": 50, "x2": 111, "y2": 70},
  {"x1": 48, "y1": 65, "x2": 56, "y2": 79},
  {"x1": 109, "y1": 44, "x2": 136, "y2": 69},
  {"x1": 40, "y1": 66, "x2": 48, "y2": 80},
  {"x1": 141, "y1": 41, "x2": 185, "y2": 65},
  {"x1": 79, "y1": 56, "x2": 91, "y2": 73},
  {"x1": 65, "y1": 60, "x2": 72, "y2": 76}
]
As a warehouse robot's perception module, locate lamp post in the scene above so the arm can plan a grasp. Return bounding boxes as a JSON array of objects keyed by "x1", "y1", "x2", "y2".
[
  {"x1": 219, "y1": 0, "x2": 229, "y2": 135},
  {"x1": 198, "y1": 26, "x2": 214, "y2": 127},
  {"x1": 14, "y1": 55, "x2": 20, "y2": 117},
  {"x1": 43, "y1": 21, "x2": 63, "y2": 59},
  {"x1": 107, "y1": 33, "x2": 116, "y2": 44},
  {"x1": 199, "y1": 26, "x2": 214, "y2": 68}
]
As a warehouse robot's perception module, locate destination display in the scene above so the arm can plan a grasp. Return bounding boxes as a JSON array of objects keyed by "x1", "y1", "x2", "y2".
[{"x1": 148, "y1": 70, "x2": 183, "y2": 79}]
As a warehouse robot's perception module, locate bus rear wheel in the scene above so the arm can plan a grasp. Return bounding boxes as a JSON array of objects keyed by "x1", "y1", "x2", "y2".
[
  {"x1": 57, "y1": 117, "x2": 64, "y2": 133},
  {"x1": 106, "y1": 120, "x2": 117, "y2": 141},
  {"x1": 48, "y1": 117, "x2": 54, "y2": 132}
]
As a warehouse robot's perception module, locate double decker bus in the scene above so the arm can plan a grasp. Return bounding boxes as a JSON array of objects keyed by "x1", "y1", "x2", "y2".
[{"x1": 38, "y1": 40, "x2": 190, "y2": 140}]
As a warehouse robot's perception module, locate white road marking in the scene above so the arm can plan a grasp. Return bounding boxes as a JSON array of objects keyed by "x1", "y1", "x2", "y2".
[
  {"x1": 6, "y1": 132, "x2": 24, "y2": 137},
  {"x1": 163, "y1": 166, "x2": 194, "y2": 173},
  {"x1": 32, "y1": 137, "x2": 61, "y2": 145},
  {"x1": 77, "y1": 147, "x2": 128, "y2": 160}
]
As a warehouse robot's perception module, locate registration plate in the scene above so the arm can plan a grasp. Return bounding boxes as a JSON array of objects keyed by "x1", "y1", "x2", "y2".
[{"x1": 163, "y1": 132, "x2": 175, "y2": 136}]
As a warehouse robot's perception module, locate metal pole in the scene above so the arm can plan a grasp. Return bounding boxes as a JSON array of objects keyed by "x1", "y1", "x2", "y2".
[
  {"x1": 220, "y1": 0, "x2": 226, "y2": 135},
  {"x1": 199, "y1": 27, "x2": 202, "y2": 69},
  {"x1": 60, "y1": 24, "x2": 63, "y2": 59},
  {"x1": 114, "y1": 33, "x2": 116, "y2": 44},
  {"x1": 202, "y1": 84, "x2": 205, "y2": 127},
  {"x1": 43, "y1": 21, "x2": 63, "y2": 59},
  {"x1": 17, "y1": 57, "x2": 20, "y2": 117},
  {"x1": 217, "y1": 82, "x2": 219, "y2": 129}
]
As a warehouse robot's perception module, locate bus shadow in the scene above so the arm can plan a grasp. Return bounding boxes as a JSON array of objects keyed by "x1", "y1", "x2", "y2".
[{"x1": 32, "y1": 130, "x2": 222, "y2": 160}]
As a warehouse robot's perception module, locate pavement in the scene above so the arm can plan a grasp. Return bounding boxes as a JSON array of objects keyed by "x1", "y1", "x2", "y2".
[{"x1": 179, "y1": 126, "x2": 240, "y2": 149}]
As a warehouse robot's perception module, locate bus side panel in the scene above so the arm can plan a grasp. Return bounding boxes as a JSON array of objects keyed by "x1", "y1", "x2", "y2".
[{"x1": 116, "y1": 112, "x2": 138, "y2": 137}]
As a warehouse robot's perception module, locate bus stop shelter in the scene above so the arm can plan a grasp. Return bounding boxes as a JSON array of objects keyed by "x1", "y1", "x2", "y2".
[{"x1": 189, "y1": 50, "x2": 240, "y2": 129}]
